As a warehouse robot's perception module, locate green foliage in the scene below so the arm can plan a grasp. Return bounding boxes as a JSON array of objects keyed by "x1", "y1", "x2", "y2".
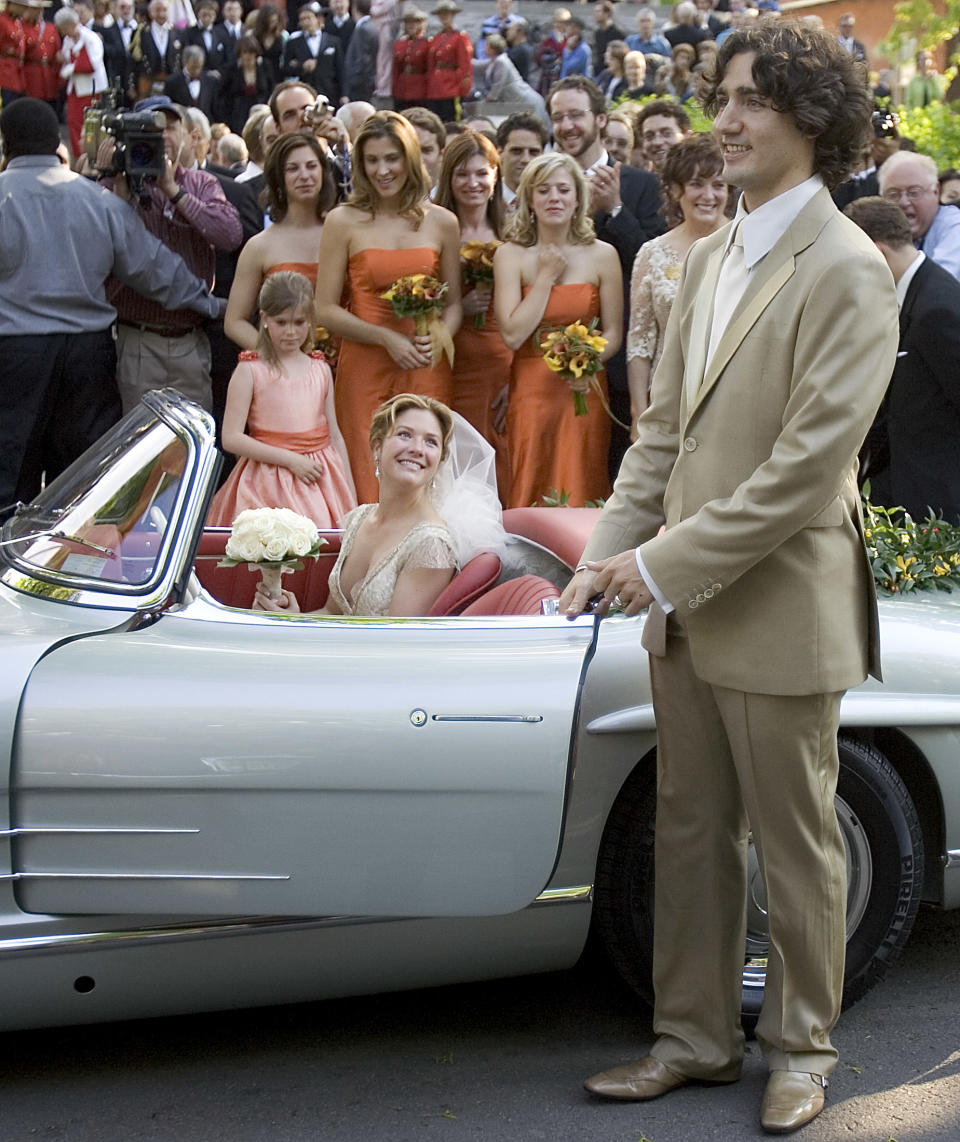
[
  {"x1": 539, "y1": 488, "x2": 606, "y2": 508},
  {"x1": 882, "y1": 0, "x2": 960, "y2": 56},
  {"x1": 863, "y1": 492, "x2": 960, "y2": 595},
  {"x1": 890, "y1": 100, "x2": 960, "y2": 166},
  {"x1": 612, "y1": 92, "x2": 713, "y2": 135}
]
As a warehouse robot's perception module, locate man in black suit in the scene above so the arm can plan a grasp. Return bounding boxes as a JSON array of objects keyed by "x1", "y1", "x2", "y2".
[
  {"x1": 185, "y1": 0, "x2": 235, "y2": 75},
  {"x1": 837, "y1": 12, "x2": 867, "y2": 65},
  {"x1": 133, "y1": 0, "x2": 184, "y2": 94},
  {"x1": 164, "y1": 45, "x2": 220, "y2": 118},
  {"x1": 847, "y1": 196, "x2": 960, "y2": 523},
  {"x1": 325, "y1": 0, "x2": 355, "y2": 54},
  {"x1": 282, "y1": 2, "x2": 344, "y2": 106},
  {"x1": 344, "y1": 0, "x2": 377, "y2": 102},
  {"x1": 547, "y1": 75, "x2": 664, "y2": 477},
  {"x1": 93, "y1": 9, "x2": 133, "y2": 97}
]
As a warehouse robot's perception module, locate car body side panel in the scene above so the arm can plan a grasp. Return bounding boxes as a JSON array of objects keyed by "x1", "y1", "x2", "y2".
[{"x1": 12, "y1": 606, "x2": 597, "y2": 918}]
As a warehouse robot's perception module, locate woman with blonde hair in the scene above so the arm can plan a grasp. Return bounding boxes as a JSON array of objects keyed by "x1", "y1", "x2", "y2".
[
  {"x1": 314, "y1": 110, "x2": 463, "y2": 502},
  {"x1": 494, "y1": 152, "x2": 622, "y2": 508}
]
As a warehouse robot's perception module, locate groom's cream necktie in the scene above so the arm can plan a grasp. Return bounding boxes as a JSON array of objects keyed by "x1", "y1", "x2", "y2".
[{"x1": 706, "y1": 224, "x2": 748, "y2": 369}]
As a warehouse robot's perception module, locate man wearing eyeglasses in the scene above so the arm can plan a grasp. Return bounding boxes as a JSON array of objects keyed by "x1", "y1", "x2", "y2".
[{"x1": 879, "y1": 150, "x2": 960, "y2": 281}]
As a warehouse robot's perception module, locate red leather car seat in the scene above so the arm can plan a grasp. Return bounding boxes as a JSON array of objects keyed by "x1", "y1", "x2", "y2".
[
  {"x1": 501, "y1": 507, "x2": 601, "y2": 570},
  {"x1": 427, "y1": 551, "x2": 502, "y2": 616},
  {"x1": 461, "y1": 574, "x2": 560, "y2": 616},
  {"x1": 194, "y1": 528, "x2": 342, "y2": 611}
]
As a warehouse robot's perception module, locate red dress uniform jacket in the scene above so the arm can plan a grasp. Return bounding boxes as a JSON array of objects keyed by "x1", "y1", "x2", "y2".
[
  {"x1": 426, "y1": 28, "x2": 472, "y2": 99},
  {"x1": 23, "y1": 18, "x2": 60, "y2": 101},
  {"x1": 392, "y1": 35, "x2": 428, "y2": 103},
  {"x1": 0, "y1": 11, "x2": 25, "y2": 93}
]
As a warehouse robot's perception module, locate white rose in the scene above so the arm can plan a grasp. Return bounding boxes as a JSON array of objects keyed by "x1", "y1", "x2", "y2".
[{"x1": 225, "y1": 507, "x2": 318, "y2": 563}]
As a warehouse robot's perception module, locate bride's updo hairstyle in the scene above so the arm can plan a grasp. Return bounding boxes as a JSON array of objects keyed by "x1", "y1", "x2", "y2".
[{"x1": 369, "y1": 393, "x2": 455, "y2": 463}]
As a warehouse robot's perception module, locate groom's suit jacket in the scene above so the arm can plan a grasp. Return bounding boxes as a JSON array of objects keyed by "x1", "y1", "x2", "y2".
[{"x1": 582, "y1": 186, "x2": 900, "y2": 696}]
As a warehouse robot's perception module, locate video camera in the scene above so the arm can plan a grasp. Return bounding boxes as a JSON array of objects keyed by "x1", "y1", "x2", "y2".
[{"x1": 83, "y1": 90, "x2": 166, "y2": 199}]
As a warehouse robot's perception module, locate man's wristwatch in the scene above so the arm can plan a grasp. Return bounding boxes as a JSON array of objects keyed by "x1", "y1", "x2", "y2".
[
  {"x1": 608, "y1": 203, "x2": 622, "y2": 219},
  {"x1": 170, "y1": 186, "x2": 187, "y2": 205}
]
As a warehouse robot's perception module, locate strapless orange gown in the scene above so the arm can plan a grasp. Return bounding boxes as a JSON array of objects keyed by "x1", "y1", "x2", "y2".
[
  {"x1": 265, "y1": 262, "x2": 318, "y2": 287},
  {"x1": 507, "y1": 283, "x2": 611, "y2": 509},
  {"x1": 452, "y1": 285, "x2": 513, "y2": 505},
  {"x1": 336, "y1": 247, "x2": 454, "y2": 503}
]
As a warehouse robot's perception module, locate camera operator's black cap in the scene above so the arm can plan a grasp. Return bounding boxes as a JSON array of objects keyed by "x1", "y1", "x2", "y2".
[
  {"x1": 133, "y1": 95, "x2": 183, "y2": 121},
  {"x1": 1, "y1": 97, "x2": 60, "y2": 157}
]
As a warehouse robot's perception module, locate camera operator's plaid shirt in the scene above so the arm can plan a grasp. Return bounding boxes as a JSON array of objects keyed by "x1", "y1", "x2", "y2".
[{"x1": 107, "y1": 166, "x2": 241, "y2": 332}]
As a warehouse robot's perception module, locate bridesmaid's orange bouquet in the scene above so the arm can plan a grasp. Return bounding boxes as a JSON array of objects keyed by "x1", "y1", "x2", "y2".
[
  {"x1": 460, "y1": 240, "x2": 500, "y2": 328},
  {"x1": 539, "y1": 318, "x2": 608, "y2": 416},
  {"x1": 381, "y1": 273, "x2": 454, "y2": 366}
]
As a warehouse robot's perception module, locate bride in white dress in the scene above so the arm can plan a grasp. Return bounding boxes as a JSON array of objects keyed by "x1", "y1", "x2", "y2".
[{"x1": 255, "y1": 393, "x2": 506, "y2": 616}]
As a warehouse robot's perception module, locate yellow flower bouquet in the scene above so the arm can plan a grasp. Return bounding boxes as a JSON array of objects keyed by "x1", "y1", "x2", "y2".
[
  {"x1": 538, "y1": 318, "x2": 608, "y2": 416},
  {"x1": 381, "y1": 272, "x2": 454, "y2": 366},
  {"x1": 460, "y1": 240, "x2": 500, "y2": 328}
]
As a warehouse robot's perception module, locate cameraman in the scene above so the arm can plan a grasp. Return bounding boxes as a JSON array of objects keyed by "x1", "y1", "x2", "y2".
[
  {"x1": 0, "y1": 99, "x2": 223, "y2": 517},
  {"x1": 103, "y1": 95, "x2": 242, "y2": 414}
]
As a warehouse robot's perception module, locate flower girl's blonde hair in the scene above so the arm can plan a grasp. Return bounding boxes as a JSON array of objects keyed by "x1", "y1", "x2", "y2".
[{"x1": 256, "y1": 271, "x2": 316, "y2": 366}]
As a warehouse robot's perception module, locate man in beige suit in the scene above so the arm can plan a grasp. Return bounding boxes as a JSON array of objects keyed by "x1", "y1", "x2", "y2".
[{"x1": 561, "y1": 22, "x2": 899, "y2": 1135}]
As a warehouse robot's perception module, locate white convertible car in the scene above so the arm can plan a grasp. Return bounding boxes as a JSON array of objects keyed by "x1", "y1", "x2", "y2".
[{"x1": 1, "y1": 391, "x2": 956, "y2": 1031}]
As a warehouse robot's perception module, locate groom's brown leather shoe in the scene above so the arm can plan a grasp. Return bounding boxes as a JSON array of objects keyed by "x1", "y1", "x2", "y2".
[
  {"x1": 584, "y1": 1055, "x2": 690, "y2": 1101},
  {"x1": 760, "y1": 1070, "x2": 826, "y2": 1134}
]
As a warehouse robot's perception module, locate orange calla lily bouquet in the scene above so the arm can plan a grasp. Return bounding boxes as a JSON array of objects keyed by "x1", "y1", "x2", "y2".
[
  {"x1": 381, "y1": 272, "x2": 455, "y2": 366},
  {"x1": 539, "y1": 318, "x2": 608, "y2": 416},
  {"x1": 460, "y1": 240, "x2": 500, "y2": 328}
]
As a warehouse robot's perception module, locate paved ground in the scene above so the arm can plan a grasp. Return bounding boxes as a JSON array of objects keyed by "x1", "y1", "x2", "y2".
[{"x1": 1, "y1": 904, "x2": 958, "y2": 1141}]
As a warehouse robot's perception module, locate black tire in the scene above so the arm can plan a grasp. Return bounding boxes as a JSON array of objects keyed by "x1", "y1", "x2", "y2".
[{"x1": 593, "y1": 736, "x2": 925, "y2": 1014}]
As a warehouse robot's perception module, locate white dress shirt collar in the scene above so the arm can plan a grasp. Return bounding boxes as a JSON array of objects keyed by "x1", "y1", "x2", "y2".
[
  {"x1": 585, "y1": 148, "x2": 610, "y2": 177},
  {"x1": 895, "y1": 250, "x2": 925, "y2": 310},
  {"x1": 726, "y1": 173, "x2": 824, "y2": 270}
]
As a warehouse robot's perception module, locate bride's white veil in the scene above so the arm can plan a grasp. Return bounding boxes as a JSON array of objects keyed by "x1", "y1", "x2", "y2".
[{"x1": 431, "y1": 413, "x2": 510, "y2": 565}]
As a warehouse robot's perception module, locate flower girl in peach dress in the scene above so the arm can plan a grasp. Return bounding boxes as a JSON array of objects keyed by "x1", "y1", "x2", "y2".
[{"x1": 208, "y1": 271, "x2": 357, "y2": 529}]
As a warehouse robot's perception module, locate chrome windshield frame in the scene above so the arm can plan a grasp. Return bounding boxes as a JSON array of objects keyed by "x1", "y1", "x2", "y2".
[{"x1": 0, "y1": 391, "x2": 219, "y2": 613}]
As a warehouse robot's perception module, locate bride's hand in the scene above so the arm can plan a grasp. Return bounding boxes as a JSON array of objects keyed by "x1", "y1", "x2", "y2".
[
  {"x1": 381, "y1": 328, "x2": 432, "y2": 370},
  {"x1": 253, "y1": 583, "x2": 301, "y2": 612}
]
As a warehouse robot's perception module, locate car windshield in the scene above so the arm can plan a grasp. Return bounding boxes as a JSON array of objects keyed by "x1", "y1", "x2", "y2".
[{"x1": 2, "y1": 408, "x2": 190, "y2": 593}]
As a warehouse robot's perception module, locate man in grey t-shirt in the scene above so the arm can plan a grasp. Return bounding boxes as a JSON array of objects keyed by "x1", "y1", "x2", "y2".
[{"x1": 0, "y1": 99, "x2": 221, "y2": 517}]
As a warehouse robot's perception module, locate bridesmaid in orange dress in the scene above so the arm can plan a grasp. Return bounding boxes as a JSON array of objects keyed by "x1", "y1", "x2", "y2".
[
  {"x1": 224, "y1": 133, "x2": 334, "y2": 351},
  {"x1": 494, "y1": 153, "x2": 622, "y2": 509},
  {"x1": 434, "y1": 130, "x2": 514, "y2": 504},
  {"x1": 315, "y1": 111, "x2": 463, "y2": 504}
]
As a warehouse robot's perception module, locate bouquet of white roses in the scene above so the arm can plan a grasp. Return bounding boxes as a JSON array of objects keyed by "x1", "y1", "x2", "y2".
[{"x1": 219, "y1": 507, "x2": 325, "y2": 598}]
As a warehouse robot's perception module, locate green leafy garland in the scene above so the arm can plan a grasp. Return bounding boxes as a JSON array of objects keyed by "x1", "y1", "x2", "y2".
[{"x1": 863, "y1": 492, "x2": 960, "y2": 595}]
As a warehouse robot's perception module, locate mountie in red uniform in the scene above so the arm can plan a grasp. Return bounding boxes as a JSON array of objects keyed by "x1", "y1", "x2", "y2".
[
  {"x1": 0, "y1": 7, "x2": 25, "y2": 97},
  {"x1": 392, "y1": 35, "x2": 428, "y2": 105},
  {"x1": 426, "y1": 28, "x2": 471, "y2": 101},
  {"x1": 23, "y1": 15, "x2": 60, "y2": 103}
]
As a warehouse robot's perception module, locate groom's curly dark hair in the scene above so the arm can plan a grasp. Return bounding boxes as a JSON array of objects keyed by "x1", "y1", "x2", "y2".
[{"x1": 697, "y1": 21, "x2": 872, "y2": 191}]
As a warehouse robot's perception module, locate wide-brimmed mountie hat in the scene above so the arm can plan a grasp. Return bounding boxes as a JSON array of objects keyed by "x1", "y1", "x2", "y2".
[
  {"x1": 431, "y1": 1, "x2": 462, "y2": 14},
  {"x1": 23, "y1": 0, "x2": 55, "y2": 8},
  {"x1": 401, "y1": 5, "x2": 428, "y2": 19}
]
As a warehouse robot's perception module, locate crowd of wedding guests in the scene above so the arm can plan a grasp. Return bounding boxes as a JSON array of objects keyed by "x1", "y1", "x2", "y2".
[{"x1": 2, "y1": 0, "x2": 959, "y2": 534}]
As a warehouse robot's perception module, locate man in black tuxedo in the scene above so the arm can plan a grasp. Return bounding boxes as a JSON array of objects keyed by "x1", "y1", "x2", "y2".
[
  {"x1": 133, "y1": 0, "x2": 184, "y2": 93},
  {"x1": 185, "y1": 0, "x2": 235, "y2": 75},
  {"x1": 325, "y1": 0, "x2": 355, "y2": 54},
  {"x1": 282, "y1": 2, "x2": 344, "y2": 106},
  {"x1": 547, "y1": 75, "x2": 664, "y2": 477},
  {"x1": 847, "y1": 196, "x2": 960, "y2": 523},
  {"x1": 164, "y1": 46, "x2": 220, "y2": 118},
  {"x1": 93, "y1": 10, "x2": 133, "y2": 97}
]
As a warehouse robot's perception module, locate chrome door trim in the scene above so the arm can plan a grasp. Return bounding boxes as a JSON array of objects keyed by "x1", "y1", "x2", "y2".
[
  {"x1": 532, "y1": 884, "x2": 592, "y2": 905},
  {"x1": 3, "y1": 872, "x2": 288, "y2": 882},
  {"x1": 430, "y1": 714, "x2": 544, "y2": 724},
  {"x1": 1, "y1": 827, "x2": 199, "y2": 837}
]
